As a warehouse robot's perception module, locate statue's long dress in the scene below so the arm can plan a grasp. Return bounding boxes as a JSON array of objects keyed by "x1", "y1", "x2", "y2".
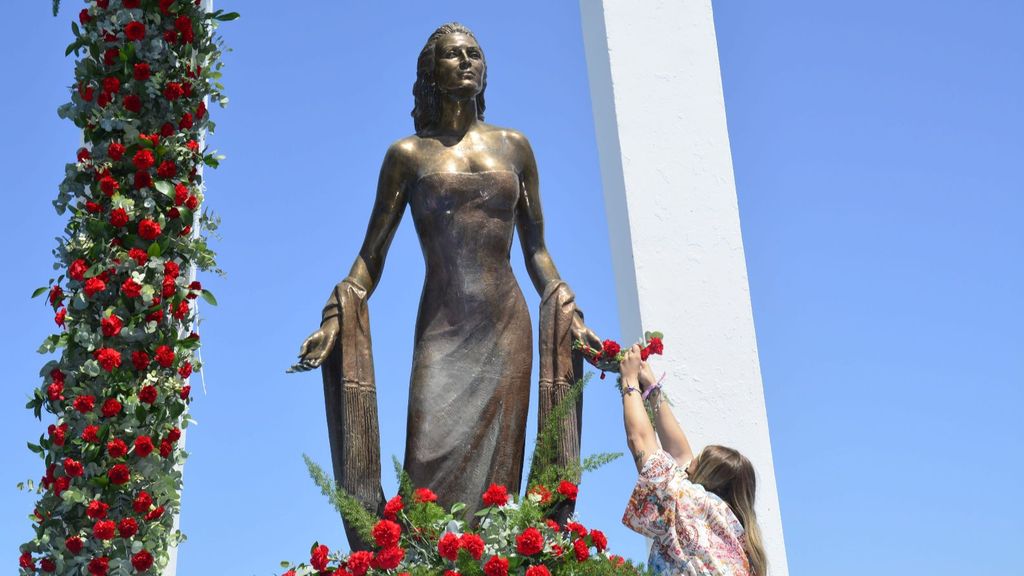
[{"x1": 405, "y1": 170, "x2": 533, "y2": 512}]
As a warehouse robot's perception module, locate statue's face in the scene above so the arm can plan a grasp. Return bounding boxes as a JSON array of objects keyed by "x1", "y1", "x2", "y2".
[{"x1": 433, "y1": 33, "x2": 485, "y2": 98}]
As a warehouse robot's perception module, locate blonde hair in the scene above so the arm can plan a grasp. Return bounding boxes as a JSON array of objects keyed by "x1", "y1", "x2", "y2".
[{"x1": 688, "y1": 445, "x2": 767, "y2": 576}]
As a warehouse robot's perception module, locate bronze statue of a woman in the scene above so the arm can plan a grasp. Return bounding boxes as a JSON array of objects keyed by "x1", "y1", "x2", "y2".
[{"x1": 292, "y1": 23, "x2": 600, "y2": 548}]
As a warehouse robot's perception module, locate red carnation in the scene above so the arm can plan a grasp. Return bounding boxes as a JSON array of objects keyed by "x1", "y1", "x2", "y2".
[
  {"x1": 133, "y1": 491, "x2": 152, "y2": 513},
  {"x1": 79, "y1": 83, "x2": 95, "y2": 101},
  {"x1": 121, "y1": 278, "x2": 142, "y2": 299},
  {"x1": 159, "y1": 0, "x2": 174, "y2": 13},
  {"x1": 482, "y1": 483, "x2": 509, "y2": 507},
  {"x1": 63, "y1": 458, "x2": 84, "y2": 477},
  {"x1": 155, "y1": 344, "x2": 175, "y2": 367},
  {"x1": 383, "y1": 494, "x2": 403, "y2": 519},
  {"x1": 185, "y1": 194, "x2": 199, "y2": 210},
  {"x1": 101, "y1": 314, "x2": 123, "y2": 337},
  {"x1": 54, "y1": 307, "x2": 67, "y2": 327},
  {"x1": 107, "y1": 438, "x2": 128, "y2": 458},
  {"x1": 600, "y1": 339, "x2": 621, "y2": 360},
  {"x1": 77, "y1": 147, "x2": 91, "y2": 162},
  {"x1": 133, "y1": 62, "x2": 151, "y2": 81},
  {"x1": 108, "y1": 464, "x2": 131, "y2": 485},
  {"x1": 163, "y1": 82, "x2": 184, "y2": 101},
  {"x1": 180, "y1": 385, "x2": 191, "y2": 399},
  {"x1": 103, "y1": 48, "x2": 119, "y2": 66},
  {"x1": 110, "y1": 207, "x2": 129, "y2": 227},
  {"x1": 86, "y1": 200, "x2": 102, "y2": 213},
  {"x1": 84, "y1": 277, "x2": 107, "y2": 297},
  {"x1": 65, "y1": 536, "x2": 84, "y2": 554},
  {"x1": 175, "y1": 15, "x2": 194, "y2": 43},
  {"x1": 138, "y1": 218, "x2": 161, "y2": 240},
  {"x1": 557, "y1": 480, "x2": 578, "y2": 501},
  {"x1": 131, "y1": 550, "x2": 154, "y2": 572},
  {"x1": 167, "y1": 427, "x2": 182, "y2": 442},
  {"x1": 94, "y1": 348, "x2": 121, "y2": 372},
  {"x1": 132, "y1": 149, "x2": 155, "y2": 170},
  {"x1": 157, "y1": 160, "x2": 177, "y2": 178},
  {"x1": 82, "y1": 425, "x2": 100, "y2": 443},
  {"x1": 93, "y1": 519, "x2": 116, "y2": 540},
  {"x1": 129, "y1": 248, "x2": 148, "y2": 265},
  {"x1": 138, "y1": 385, "x2": 158, "y2": 404},
  {"x1": 48, "y1": 285, "x2": 64, "y2": 305},
  {"x1": 41, "y1": 558, "x2": 56, "y2": 572},
  {"x1": 134, "y1": 435, "x2": 154, "y2": 457},
  {"x1": 159, "y1": 439, "x2": 173, "y2": 458},
  {"x1": 145, "y1": 505, "x2": 164, "y2": 521},
  {"x1": 178, "y1": 361, "x2": 192, "y2": 378},
  {"x1": 134, "y1": 170, "x2": 154, "y2": 190},
  {"x1": 484, "y1": 556, "x2": 509, "y2": 576},
  {"x1": 102, "y1": 76, "x2": 120, "y2": 95},
  {"x1": 99, "y1": 174, "x2": 119, "y2": 196},
  {"x1": 196, "y1": 101, "x2": 207, "y2": 119},
  {"x1": 164, "y1": 260, "x2": 180, "y2": 278},
  {"x1": 179, "y1": 112, "x2": 194, "y2": 129},
  {"x1": 123, "y1": 93, "x2": 142, "y2": 113},
  {"x1": 528, "y1": 484, "x2": 552, "y2": 505},
  {"x1": 69, "y1": 259, "x2": 88, "y2": 281},
  {"x1": 118, "y1": 517, "x2": 138, "y2": 538},
  {"x1": 372, "y1": 546, "x2": 405, "y2": 570},
  {"x1": 186, "y1": 139, "x2": 199, "y2": 152},
  {"x1": 79, "y1": 8, "x2": 91, "y2": 24},
  {"x1": 525, "y1": 567, "x2": 551, "y2": 576},
  {"x1": 414, "y1": 487, "x2": 437, "y2": 503},
  {"x1": 347, "y1": 550, "x2": 372, "y2": 576},
  {"x1": 101, "y1": 397, "x2": 122, "y2": 418},
  {"x1": 573, "y1": 538, "x2": 590, "y2": 562},
  {"x1": 371, "y1": 518, "x2": 402, "y2": 548},
  {"x1": 19, "y1": 552, "x2": 34, "y2": 570},
  {"x1": 516, "y1": 527, "x2": 544, "y2": 556},
  {"x1": 125, "y1": 21, "x2": 146, "y2": 41},
  {"x1": 73, "y1": 395, "x2": 95, "y2": 413},
  {"x1": 459, "y1": 533, "x2": 485, "y2": 560},
  {"x1": 310, "y1": 544, "x2": 330, "y2": 571},
  {"x1": 49, "y1": 423, "x2": 68, "y2": 445},
  {"x1": 647, "y1": 336, "x2": 664, "y2": 355},
  {"x1": 88, "y1": 556, "x2": 109, "y2": 576},
  {"x1": 87, "y1": 498, "x2": 110, "y2": 520},
  {"x1": 438, "y1": 532, "x2": 460, "y2": 561},
  {"x1": 131, "y1": 350, "x2": 150, "y2": 370},
  {"x1": 590, "y1": 529, "x2": 608, "y2": 552},
  {"x1": 108, "y1": 142, "x2": 126, "y2": 160},
  {"x1": 47, "y1": 380, "x2": 64, "y2": 400},
  {"x1": 565, "y1": 521, "x2": 587, "y2": 539}
]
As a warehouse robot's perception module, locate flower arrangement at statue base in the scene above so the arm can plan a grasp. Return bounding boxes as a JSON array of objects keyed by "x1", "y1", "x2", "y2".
[{"x1": 281, "y1": 459, "x2": 649, "y2": 576}]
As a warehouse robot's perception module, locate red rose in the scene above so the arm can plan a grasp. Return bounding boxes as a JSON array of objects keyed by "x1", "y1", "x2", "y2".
[
  {"x1": 573, "y1": 539, "x2": 589, "y2": 562},
  {"x1": 125, "y1": 21, "x2": 146, "y2": 41},
  {"x1": 93, "y1": 519, "x2": 116, "y2": 540},
  {"x1": 73, "y1": 395, "x2": 96, "y2": 413},
  {"x1": 131, "y1": 550, "x2": 154, "y2": 572},
  {"x1": 155, "y1": 344, "x2": 175, "y2": 367},
  {"x1": 132, "y1": 491, "x2": 152, "y2": 513},
  {"x1": 414, "y1": 487, "x2": 437, "y2": 503},
  {"x1": 108, "y1": 464, "x2": 131, "y2": 485},
  {"x1": 63, "y1": 457, "x2": 84, "y2": 477},
  {"x1": 145, "y1": 505, "x2": 164, "y2": 521},
  {"x1": 163, "y1": 82, "x2": 184, "y2": 101},
  {"x1": 123, "y1": 93, "x2": 142, "y2": 113},
  {"x1": 515, "y1": 527, "x2": 544, "y2": 556},
  {"x1": 102, "y1": 76, "x2": 120, "y2": 94},
  {"x1": 484, "y1": 556, "x2": 509, "y2": 576},
  {"x1": 94, "y1": 348, "x2": 122, "y2": 372},
  {"x1": 482, "y1": 483, "x2": 509, "y2": 507},
  {"x1": 525, "y1": 566, "x2": 551, "y2": 576},
  {"x1": 101, "y1": 397, "x2": 122, "y2": 417},
  {"x1": 120, "y1": 278, "x2": 141, "y2": 299},
  {"x1": 131, "y1": 351, "x2": 150, "y2": 371},
  {"x1": 557, "y1": 480, "x2": 578, "y2": 501},
  {"x1": 310, "y1": 545, "x2": 330, "y2": 571},
  {"x1": 347, "y1": 550, "x2": 372, "y2": 576},
  {"x1": 138, "y1": 219, "x2": 162, "y2": 240},
  {"x1": 88, "y1": 556, "x2": 109, "y2": 576},
  {"x1": 179, "y1": 112, "x2": 194, "y2": 129},
  {"x1": 589, "y1": 529, "x2": 608, "y2": 552},
  {"x1": 138, "y1": 385, "x2": 158, "y2": 405},
  {"x1": 101, "y1": 314, "x2": 123, "y2": 337},
  {"x1": 84, "y1": 277, "x2": 107, "y2": 297},
  {"x1": 133, "y1": 62, "x2": 151, "y2": 81},
  {"x1": 134, "y1": 435, "x2": 154, "y2": 457},
  {"x1": 159, "y1": 439, "x2": 173, "y2": 458},
  {"x1": 110, "y1": 207, "x2": 129, "y2": 227},
  {"x1": 107, "y1": 438, "x2": 128, "y2": 458},
  {"x1": 82, "y1": 425, "x2": 100, "y2": 443},
  {"x1": 87, "y1": 500, "x2": 109, "y2": 519},
  {"x1": 65, "y1": 536, "x2": 84, "y2": 554},
  {"x1": 129, "y1": 248, "x2": 148, "y2": 265},
  {"x1": 69, "y1": 259, "x2": 88, "y2": 281},
  {"x1": 157, "y1": 160, "x2": 177, "y2": 178},
  {"x1": 459, "y1": 533, "x2": 485, "y2": 560},
  {"x1": 438, "y1": 532, "x2": 460, "y2": 561},
  {"x1": 107, "y1": 142, "x2": 126, "y2": 160},
  {"x1": 118, "y1": 517, "x2": 138, "y2": 538},
  {"x1": 383, "y1": 494, "x2": 403, "y2": 519},
  {"x1": 372, "y1": 546, "x2": 405, "y2": 570}
]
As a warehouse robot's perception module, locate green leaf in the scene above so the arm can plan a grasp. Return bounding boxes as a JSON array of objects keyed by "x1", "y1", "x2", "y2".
[
  {"x1": 71, "y1": 21, "x2": 80, "y2": 37},
  {"x1": 215, "y1": 11, "x2": 241, "y2": 21},
  {"x1": 154, "y1": 181, "x2": 174, "y2": 199},
  {"x1": 31, "y1": 287, "x2": 49, "y2": 298},
  {"x1": 27, "y1": 442, "x2": 43, "y2": 454},
  {"x1": 202, "y1": 154, "x2": 219, "y2": 168},
  {"x1": 84, "y1": 262, "x2": 104, "y2": 278},
  {"x1": 200, "y1": 289, "x2": 218, "y2": 306},
  {"x1": 147, "y1": 242, "x2": 162, "y2": 258}
]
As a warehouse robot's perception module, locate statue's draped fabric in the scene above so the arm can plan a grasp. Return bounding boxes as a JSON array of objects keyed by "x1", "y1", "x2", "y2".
[{"x1": 322, "y1": 170, "x2": 582, "y2": 549}]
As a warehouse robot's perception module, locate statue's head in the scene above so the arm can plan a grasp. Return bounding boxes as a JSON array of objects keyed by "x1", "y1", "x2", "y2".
[{"x1": 413, "y1": 22, "x2": 487, "y2": 134}]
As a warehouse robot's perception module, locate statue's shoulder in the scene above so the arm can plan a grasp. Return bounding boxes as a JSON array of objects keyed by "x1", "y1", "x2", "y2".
[
  {"x1": 480, "y1": 124, "x2": 535, "y2": 161},
  {"x1": 382, "y1": 135, "x2": 426, "y2": 174}
]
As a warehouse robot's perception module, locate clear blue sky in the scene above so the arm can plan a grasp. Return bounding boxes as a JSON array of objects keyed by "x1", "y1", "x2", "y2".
[{"x1": 1, "y1": 2, "x2": 1021, "y2": 575}]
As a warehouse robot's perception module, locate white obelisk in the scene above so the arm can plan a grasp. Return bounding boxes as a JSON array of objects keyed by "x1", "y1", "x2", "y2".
[{"x1": 579, "y1": 1, "x2": 789, "y2": 573}]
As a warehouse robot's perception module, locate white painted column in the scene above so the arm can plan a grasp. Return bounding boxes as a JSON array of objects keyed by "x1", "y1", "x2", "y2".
[{"x1": 579, "y1": 1, "x2": 788, "y2": 573}]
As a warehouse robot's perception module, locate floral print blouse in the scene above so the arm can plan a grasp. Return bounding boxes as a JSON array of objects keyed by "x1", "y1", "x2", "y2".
[{"x1": 622, "y1": 450, "x2": 751, "y2": 576}]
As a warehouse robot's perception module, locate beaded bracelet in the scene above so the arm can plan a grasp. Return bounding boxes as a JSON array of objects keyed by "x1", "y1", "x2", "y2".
[{"x1": 621, "y1": 385, "x2": 640, "y2": 397}]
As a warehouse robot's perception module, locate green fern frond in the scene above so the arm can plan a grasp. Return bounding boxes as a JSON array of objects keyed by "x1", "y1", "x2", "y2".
[{"x1": 302, "y1": 454, "x2": 375, "y2": 543}]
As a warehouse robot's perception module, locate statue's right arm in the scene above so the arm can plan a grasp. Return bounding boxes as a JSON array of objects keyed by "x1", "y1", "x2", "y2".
[{"x1": 291, "y1": 142, "x2": 413, "y2": 372}]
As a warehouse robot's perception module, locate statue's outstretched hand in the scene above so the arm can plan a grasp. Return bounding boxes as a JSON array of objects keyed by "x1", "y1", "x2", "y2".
[
  {"x1": 571, "y1": 310, "x2": 602, "y2": 353},
  {"x1": 287, "y1": 320, "x2": 339, "y2": 373}
]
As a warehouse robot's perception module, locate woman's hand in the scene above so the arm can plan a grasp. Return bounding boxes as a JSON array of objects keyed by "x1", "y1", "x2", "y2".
[
  {"x1": 620, "y1": 344, "x2": 644, "y2": 381},
  {"x1": 288, "y1": 318, "x2": 339, "y2": 373},
  {"x1": 637, "y1": 361, "x2": 658, "y2": 392}
]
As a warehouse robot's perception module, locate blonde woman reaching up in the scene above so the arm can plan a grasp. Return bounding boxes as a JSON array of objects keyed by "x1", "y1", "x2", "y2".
[{"x1": 618, "y1": 345, "x2": 767, "y2": 576}]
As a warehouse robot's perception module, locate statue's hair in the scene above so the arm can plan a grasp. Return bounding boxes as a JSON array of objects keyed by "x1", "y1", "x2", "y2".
[{"x1": 412, "y1": 22, "x2": 487, "y2": 134}]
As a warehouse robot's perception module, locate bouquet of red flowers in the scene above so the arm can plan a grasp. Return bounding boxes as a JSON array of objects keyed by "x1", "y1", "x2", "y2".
[{"x1": 573, "y1": 332, "x2": 664, "y2": 375}]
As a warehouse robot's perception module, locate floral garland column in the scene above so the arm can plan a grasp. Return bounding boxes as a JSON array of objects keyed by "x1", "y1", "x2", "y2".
[{"x1": 18, "y1": 1, "x2": 234, "y2": 575}]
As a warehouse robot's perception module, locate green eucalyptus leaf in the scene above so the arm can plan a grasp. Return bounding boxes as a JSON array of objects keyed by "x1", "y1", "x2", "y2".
[
  {"x1": 31, "y1": 287, "x2": 49, "y2": 298},
  {"x1": 200, "y1": 289, "x2": 217, "y2": 306}
]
